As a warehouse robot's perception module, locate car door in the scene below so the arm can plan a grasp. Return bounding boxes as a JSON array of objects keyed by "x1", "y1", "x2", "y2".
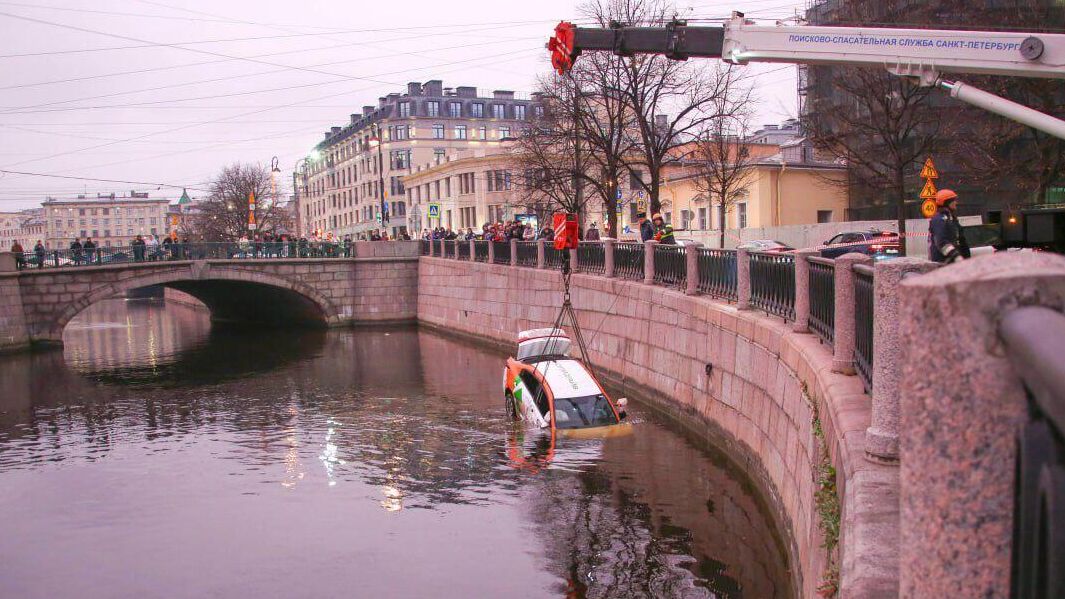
[
  {"x1": 821, "y1": 234, "x2": 846, "y2": 258},
  {"x1": 518, "y1": 370, "x2": 550, "y2": 427}
]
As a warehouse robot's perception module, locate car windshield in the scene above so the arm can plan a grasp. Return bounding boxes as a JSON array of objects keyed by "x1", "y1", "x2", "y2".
[{"x1": 552, "y1": 394, "x2": 617, "y2": 429}]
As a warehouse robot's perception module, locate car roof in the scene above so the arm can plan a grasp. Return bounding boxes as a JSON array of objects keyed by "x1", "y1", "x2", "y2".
[{"x1": 533, "y1": 359, "x2": 602, "y2": 399}]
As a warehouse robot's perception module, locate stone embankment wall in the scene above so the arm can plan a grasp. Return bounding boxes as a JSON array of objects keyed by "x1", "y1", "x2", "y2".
[
  {"x1": 418, "y1": 257, "x2": 898, "y2": 599},
  {"x1": 0, "y1": 258, "x2": 29, "y2": 352}
]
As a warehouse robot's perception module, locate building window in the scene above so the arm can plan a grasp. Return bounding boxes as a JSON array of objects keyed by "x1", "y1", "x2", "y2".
[
  {"x1": 491, "y1": 104, "x2": 505, "y2": 119},
  {"x1": 514, "y1": 105, "x2": 526, "y2": 119},
  {"x1": 449, "y1": 102, "x2": 461, "y2": 118},
  {"x1": 698, "y1": 207, "x2": 707, "y2": 230},
  {"x1": 392, "y1": 125, "x2": 409, "y2": 140},
  {"x1": 434, "y1": 149, "x2": 445, "y2": 164},
  {"x1": 398, "y1": 101, "x2": 411, "y2": 117},
  {"x1": 391, "y1": 149, "x2": 410, "y2": 170},
  {"x1": 478, "y1": 126, "x2": 487, "y2": 140},
  {"x1": 817, "y1": 210, "x2": 834, "y2": 223},
  {"x1": 471, "y1": 103, "x2": 484, "y2": 117},
  {"x1": 534, "y1": 105, "x2": 544, "y2": 118},
  {"x1": 738, "y1": 203, "x2": 748, "y2": 228},
  {"x1": 427, "y1": 101, "x2": 439, "y2": 117},
  {"x1": 432, "y1": 124, "x2": 444, "y2": 139},
  {"x1": 498, "y1": 126, "x2": 511, "y2": 139},
  {"x1": 455, "y1": 125, "x2": 467, "y2": 140}
]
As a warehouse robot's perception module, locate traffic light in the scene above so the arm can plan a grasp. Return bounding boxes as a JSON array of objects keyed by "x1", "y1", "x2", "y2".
[{"x1": 547, "y1": 21, "x2": 579, "y2": 75}]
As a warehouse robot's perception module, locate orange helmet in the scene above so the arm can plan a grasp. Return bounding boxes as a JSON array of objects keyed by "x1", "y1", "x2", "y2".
[
  {"x1": 935, "y1": 189, "x2": 958, "y2": 206},
  {"x1": 652, "y1": 213, "x2": 664, "y2": 221}
]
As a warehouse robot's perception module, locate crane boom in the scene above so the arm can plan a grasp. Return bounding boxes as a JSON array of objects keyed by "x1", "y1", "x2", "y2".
[{"x1": 552, "y1": 15, "x2": 1065, "y2": 139}]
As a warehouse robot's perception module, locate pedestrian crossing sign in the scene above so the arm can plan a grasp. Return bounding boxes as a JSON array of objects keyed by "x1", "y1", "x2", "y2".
[
  {"x1": 919, "y1": 157, "x2": 938, "y2": 179},
  {"x1": 919, "y1": 179, "x2": 938, "y2": 199},
  {"x1": 428, "y1": 203, "x2": 440, "y2": 218}
]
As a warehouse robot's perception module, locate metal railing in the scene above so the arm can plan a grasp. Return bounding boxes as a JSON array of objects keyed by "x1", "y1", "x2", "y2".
[
  {"x1": 544, "y1": 244, "x2": 567, "y2": 269},
  {"x1": 14, "y1": 241, "x2": 355, "y2": 269},
  {"x1": 808, "y1": 257, "x2": 836, "y2": 346},
  {"x1": 853, "y1": 264, "x2": 875, "y2": 392},
  {"x1": 1000, "y1": 306, "x2": 1065, "y2": 599},
  {"x1": 473, "y1": 240, "x2": 489, "y2": 263},
  {"x1": 614, "y1": 242, "x2": 644, "y2": 280},
  {"x1": 577, "y1": 242, "x2": 605, "y2": 275},
  {"x1": 515, "y1": 241, "x2": 537, "y2": 267},
  {"x1": 749, "y1": 252, "x2": 795, "y2": 321},
  {"x1": 442, "y1": 239, "x2": 456, "y2": 259},
  {"x1": 420, "y1": 239, "x2": 430, "y2": 256},
  {"x1": 492, "y1": 241, "x2": 511, "y2": 265},
  {"x1": 653, "y1": 244, "x2": 687, "y2": 288},
  {"x1": 696, "y1": 248, "x2": 737, "y2": 301},
  {"x1": 457, "y1": 240, "x2": 470, "y2": 260}
]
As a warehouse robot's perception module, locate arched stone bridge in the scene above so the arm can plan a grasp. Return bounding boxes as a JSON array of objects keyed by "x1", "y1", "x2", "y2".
[{"x1": 0, "y1": 242, "x2": 419, "y2": 348}]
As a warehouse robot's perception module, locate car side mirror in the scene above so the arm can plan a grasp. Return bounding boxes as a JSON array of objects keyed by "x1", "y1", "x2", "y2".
[{"x1": 823, "y1": 241, "x2": 830, "y2": 245}]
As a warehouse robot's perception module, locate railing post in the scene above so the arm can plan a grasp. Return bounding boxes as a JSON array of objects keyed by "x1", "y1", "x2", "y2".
[
  {"x1": 536, "y1": 239, "x2": 546, "y2": 269},
  {"x1": 685, "y1": 242, "x2": 702, "y2": 295},
  {"x1": 736, "y1": 248, "x2": 752, "y2": 310},
  {"x1": 487, "y1": 239, "x2": 495, "y2": 264},
  {"x1": 831, "y1": 253, "x2": 874, "y2": 375},
  {"x1": 510, "y1": 239, "x2": 518, "y2": 267},
  {"x1": 569, "y1": 247, "x2": 579, "y2": 273},
  {"x1": 453, "y1": 240, "x2": 460, "y2": 260},
  {"x1": 428, "y1": 238, "x2": 435, "y2": 257},
  {"x1": 438, "y1": 238, "x2": 445, "y2": 257},
  {"x1": 0, "y1": 252, "x2": 15, "y2": 272},
  {"x1": 866, "y1": 258, "x2": 938, "y2": 463},
  {"x1": 643, "y1": 240, "x2": 658, "y2": 284},
  {"x1": 792, "y1": 249, "x2": 819, "y2": 333},
  {"x1": 467, "y1": 239, "x2": 474, "y2": 261},
  {"x1": 603, "y1": 239, "x2": 615, "y2": 278}
]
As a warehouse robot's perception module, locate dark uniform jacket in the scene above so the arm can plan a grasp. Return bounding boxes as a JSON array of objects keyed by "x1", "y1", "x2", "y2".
[
  {"x1": 928, "y1": 209, "x2": 970, "y2": 263},
  {"x1": 639, "y1": 219, "x2": 655, "y2": 242}
]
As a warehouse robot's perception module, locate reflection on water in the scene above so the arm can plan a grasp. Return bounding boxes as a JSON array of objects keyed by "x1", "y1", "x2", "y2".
[{"x1": 0, "y1": 299, "x2": 791, "y2": 598}]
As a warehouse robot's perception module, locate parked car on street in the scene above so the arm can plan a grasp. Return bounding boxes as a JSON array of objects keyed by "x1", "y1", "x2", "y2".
[
  {"x1": 820, "y1": 230, "x2": 900, "y2": 260},
  {"x1": 737, "y1": 239, "x2": 795, "y2": 253}
]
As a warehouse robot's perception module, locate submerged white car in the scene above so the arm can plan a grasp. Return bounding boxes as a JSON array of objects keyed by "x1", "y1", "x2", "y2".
[{"x1": 503, "y1": 328, "x2": 628, "y2": 431}]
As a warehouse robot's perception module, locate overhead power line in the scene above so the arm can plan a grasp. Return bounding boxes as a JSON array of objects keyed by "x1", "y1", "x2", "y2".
[{"x1": 0, "y1": 168, "x2": 209, "y2": 191}]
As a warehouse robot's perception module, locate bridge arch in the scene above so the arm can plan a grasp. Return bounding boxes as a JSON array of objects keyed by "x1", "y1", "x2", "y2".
[{"x1": 47, "y1": 265, "x2": 340, "y2": 343}]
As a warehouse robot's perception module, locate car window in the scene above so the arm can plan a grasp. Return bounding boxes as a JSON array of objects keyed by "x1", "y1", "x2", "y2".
[
  {"x1": 519, "y1": 372, "x2": 550, "y2": 416},
  {"x1": 552, "y1": 394, "x2": 617, "y2": 429},
  {"x1": 841, "y1": 233, "x2": 865, "y2": 244},
  {"x1": 826, "y1": 234, "x2": 844, "y2": 245}
]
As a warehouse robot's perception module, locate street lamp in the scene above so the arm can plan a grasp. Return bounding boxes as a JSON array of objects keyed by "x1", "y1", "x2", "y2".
[{"x1": 368, "y1": 123, "x2": 389, "y2": 235}]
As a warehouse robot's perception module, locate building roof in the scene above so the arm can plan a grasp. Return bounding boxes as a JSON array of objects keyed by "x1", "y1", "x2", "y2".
[{"x1": 177, "y1": 188, "x2": 192, "y2": 205}]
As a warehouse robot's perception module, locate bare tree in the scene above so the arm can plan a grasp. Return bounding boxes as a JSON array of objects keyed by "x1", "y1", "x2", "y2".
[
  {"x1": 580, "y1": 0, "x2": 749, "y2": 216},
  {"x1": 190, "y1": 163, "x2": 292, "y2": 241},
  {"x1": 690, "y1": 105, "x2": 758, "y2": 248},
  {"x1": 802, "y1": 66, "x2": 940, "y2": 255}
]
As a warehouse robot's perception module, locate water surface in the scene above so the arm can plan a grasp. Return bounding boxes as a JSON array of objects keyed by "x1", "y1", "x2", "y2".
[{"x1": 0, "y1": 299, "x2": 791, "y2": 598}]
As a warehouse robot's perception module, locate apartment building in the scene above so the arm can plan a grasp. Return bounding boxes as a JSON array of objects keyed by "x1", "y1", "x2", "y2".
[
  {"x1": 41, "y1": 193, "x2": 172, "y2": 249},
  {"x1": 0, "y1": 210, "x2": 32, "y2": 250},
  {"x1": 296, "y1": 80, "x2": 540, "y2": 239}
]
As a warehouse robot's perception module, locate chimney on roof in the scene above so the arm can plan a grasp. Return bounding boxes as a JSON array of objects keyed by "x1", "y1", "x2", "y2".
[
  {"x1": 331, "y1": 126, "x2": 341, "y2": 135},
  {"x1": 350, "y1": 113, "x2": 360, "y2": 124},
  {"x1": 363, "y1": 106, "x2": 375, "y2": 117},
  {"x1": 407, "y1": 82, "x2": 422, "y2": 96},
  {"x1": 379, "y1": 97, "x2": 387, "y2": 107},
  {"x1": 423, "y1": 80, "x2": 443, "y2": 96},
  {"x1": 493, "y1": 90, "x2": 514, "y2": 99},
  {"x1": 456, "y1": 86, "x2": 477, "y2": 98}
]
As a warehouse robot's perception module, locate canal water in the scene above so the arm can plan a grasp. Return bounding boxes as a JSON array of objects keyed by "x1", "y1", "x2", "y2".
[{"x1": 0, "y1": 299, "x2": 792, "y2": 599}]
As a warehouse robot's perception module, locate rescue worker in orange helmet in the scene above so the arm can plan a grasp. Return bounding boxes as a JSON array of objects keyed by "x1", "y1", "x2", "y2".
[
  {"x1": 928, "y1": 189, "x2": 970, "y2": 264},
  {"x1": 652, "y1": 213, "x2": 676, "y2": 245}
]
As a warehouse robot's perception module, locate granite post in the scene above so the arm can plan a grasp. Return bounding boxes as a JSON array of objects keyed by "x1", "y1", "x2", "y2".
[
  {"x1": 792, "y1": 249, "x2": 819, "y2": 333},
  {"x1": 487, "y1": 239, "x2": 495, "y2": 264},
  {"x1": 536, "y1": 239, "x2": 545, "y2": 269},
  {"x1": 736, "y1": 248, "x2": 751, "y2": 310},
  {"x1": 866, "y1": 258, "x2": 938, "y2": 463},
  {"x1": 643, "y1": 240, "x2": 657, "y2": 285},
  {"x1": 467, "y1": 239, "x2": 475, "y2": 261},
  {"x1": 685, "y1": 242, "x2": 702, "y2": 295},
  {"x1": 832, "y1": 253, "x2": 873, "y2": 375},
  {"x1": 603, "y1": 239, "x2": 616, "y2": 278},
  {"x1": 428, "y1": 238, "x2": 435, "y2": 257},
  {"x1": 569, "y1": 247, "x2": 579, "y2": 273},
  {"x1": 510, "y1": 239, "x2": 518, "y2": 267},
  {"x1": 898, "y1": 252, "x2": 1065, "y2": 598}
]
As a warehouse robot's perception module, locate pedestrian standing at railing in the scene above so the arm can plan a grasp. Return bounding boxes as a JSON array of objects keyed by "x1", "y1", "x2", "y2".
[
  {"x1": 146, "y1": 235, "x2": 158, "y2": 261},
  {"x1": 11, "y1": 241, "x2": 25, "y2": 270},
  {"x1": 652, "y1": 214, "x2": 676, "y2": 245},
  {"x1": 70, "y1": 238, "x2": 83, "y2": 266},
  {"x1": 585, "y1": 223, "x2": 600, "y2": 241},
  {"x1": 33, "y1": 240, "x2": 45, "y2": 269},
  {"x1": 83, "y1": 238, "x2": 97, "y2": 264},
  {"x1": 161, "y1": 235, "x2": 173, "y2": 260},
  {"x1": 637, "y1": 212, "x2": 655, "y2": 242},
  {"x1": 131, "y1": 235, "x2": 146, "y2": 262}
]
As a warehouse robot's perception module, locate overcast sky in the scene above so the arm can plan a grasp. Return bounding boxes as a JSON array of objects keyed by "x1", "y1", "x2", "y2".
[{"x1": 0, "y1": 0, "x2": 806, "y2": 211}]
